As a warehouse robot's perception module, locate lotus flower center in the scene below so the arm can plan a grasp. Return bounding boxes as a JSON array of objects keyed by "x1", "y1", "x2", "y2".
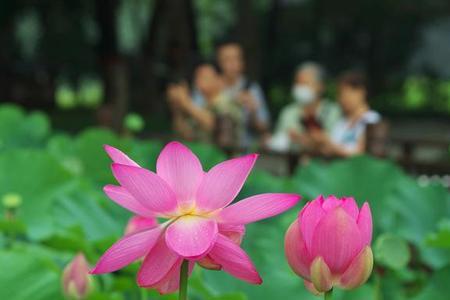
[{"x1": 175, "y1": 202, "x2": 215, "y2": 219}]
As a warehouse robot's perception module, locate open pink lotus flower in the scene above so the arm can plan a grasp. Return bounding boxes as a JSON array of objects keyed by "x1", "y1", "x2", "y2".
[
  {"x1": 90, "y1": 141, "x2": 301, "y2": 294},
  {"x1": 285, "y1": 195, "x2": 373, "y2": 295}
]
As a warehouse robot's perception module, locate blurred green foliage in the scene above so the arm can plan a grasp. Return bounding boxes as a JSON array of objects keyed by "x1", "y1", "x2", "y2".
[
  {"x1": 375, "y1": 233, "x2": 411, "y2": 270},
  {"x1": 374, "y1": 76, "x2": 450, "y2": 115},
  {"x1": 0, "y1": 104, "x2": 50, "y2": 151},
  {"x1": 0, "y1": 103, "x2": 449, "y2": 299},
  {"x1": 124, "y1": 113, "x2": 145, "y2": 133},
  {"x1": 56, "y1": 78, "x2": 104, "y2": 110}
]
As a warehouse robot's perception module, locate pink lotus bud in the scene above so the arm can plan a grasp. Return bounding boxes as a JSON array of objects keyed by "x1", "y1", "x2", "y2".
[
  {"x1": 124, "y1": 215, "x2": 158, "y2": 236},
  {"x1": 62, "y1": 253, "x2": 93, "y2": 299},
  {"x1": 285, "y1": 195, "x2": 373, "y2": 294}
]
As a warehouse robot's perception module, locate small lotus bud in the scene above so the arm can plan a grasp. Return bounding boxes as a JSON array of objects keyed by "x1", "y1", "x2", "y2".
[
  {"x1": 62, "y1": 253, "x2": 93, "y2": 299},
  {"x1": 2, "y1": 193, "x2": 22, "y2": 209}
]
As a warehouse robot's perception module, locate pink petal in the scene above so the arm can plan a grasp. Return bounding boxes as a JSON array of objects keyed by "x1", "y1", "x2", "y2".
[
  {"x1": 103, "y1": 185, "x2": 154, "y2": 217},
  {"x1": 339, "y1": 246, "x2": 373, "y2": 289},
  {"x1": 284, "y1": 219, "x2": 312, "y2": 280},
  {"x1": 321, "y1": 195, "x2": 341, "y2": 211},
  {"x1": 156, "y1": 142, "x2": 204, "y2": 207},
  {"x1": 198, "y1": 255, "x2": 222, "y2": 270},
  {"x1": 340, "y1": 197, "x2": 359, "y2": 220},
  {"x1": 165, "y1": 216, "x2": 218, "y2": 258},
  {"x1": 151, "y1": 260, "x2": 195, "y2": 294},
  {"x1": 137, "y1": 237, "x2": 180, "y2": 287},
  {"x1": 357, "y1": 202, "x2": 373, "y2": 246},
  {"x1": 311, "y1": 207, "x2": 363, "y2": 274},
  {"x1": 196, "y1": 154, "x2": 258, "y2": 211},
  {"x1": 91, "y1": 226, "x2": 162, "y2": 274},
  {"x1": 208, "y1": 234, "x2": 262, "y2": 284},
  {"x1": 218, "y1": 223, "x2": 246, "y2": 245},
  {"x1": 104, "y1": 145, "x2": 139, "y2": 167},
  {"x1": 219, "y1": 193, "x2": 301, "y2": 225},
  {"x1": 124, "y1": 215, "x2": 158, "y2": 236},
  {"x1": 111, "y1": 164, "x2": 177, "y2": 215},
  {"x1": 152, "y1": 258, "x2": 183, "y2": 293},
  {"x1": 218, "y1": 223, "x2": 246, "y2": 235},
  {"x1": 299, "y1": 196, "x2": 326, "y2": 251}
]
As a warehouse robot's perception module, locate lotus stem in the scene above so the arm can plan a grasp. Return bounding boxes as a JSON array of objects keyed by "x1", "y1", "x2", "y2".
[
  {"x1": 324, "y1": 289, "x2": 333, "y2": 300},
  {"x1": 178, "y1": 260, "x2": 189, "y2": 300}
]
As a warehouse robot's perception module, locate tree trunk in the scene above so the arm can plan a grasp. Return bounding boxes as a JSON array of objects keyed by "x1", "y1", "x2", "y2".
[
  {"x1": 95, "y1": 0, "x2": 129, "y2": 132},
  {"x1": 141, "y1": 0, "x2": 198, "y2": 115},
  {"x1": 237, "y1": 0, "x2": 260, "y2": 80},
  {"x1": 0, "y1": 1, "x2": 19, "y2": 103},
  {"x1": 262, "y1": 0, "x2": 281, "y2": 89}
]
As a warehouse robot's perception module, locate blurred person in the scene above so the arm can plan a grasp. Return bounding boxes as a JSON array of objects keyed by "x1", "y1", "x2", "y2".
[
  {"x1": 268, "y1": 62, "x2": 341, "y2": 151},
  {"x1": 194, "y1": 39, "x2": 270, "y2": 148},
  {"x1": 312, "y1": 70, "x2": 381, "y2": 157},
  {"x1": 167, "y1": 62, "x2": 242, "y2": 145}
]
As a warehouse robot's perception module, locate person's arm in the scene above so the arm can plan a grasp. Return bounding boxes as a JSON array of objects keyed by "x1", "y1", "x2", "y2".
[
  {"x1": 289, "y1": 129, "x2": 317, "y2": 150},
  {"x1": 176, "y1": 86, "x2": 215, "y2": 133},
  {"x1": 241, "y1": 84, "x2": 270, "y2": 133},
  {"x1": 250, "y1": 107, "x2": 270, "y2": 133},
  {"x1": 316, "y1": 131, "x2": 366, "y2": 157},
  {"x1": 180, "y1": 99, "x2": 215, "y2": 132},
  {"x1": 331, "y1": 133, "x2": 366, "y2": 157},
  {"x1": 166, "y1": 84, "x2": 187, "y2": 139},
  {"x1": 166, "y1": 84, "x2": 190, "y2": 139},
  {"x1": 172, "y1": 111, "x2": 194, "y2": 140}
]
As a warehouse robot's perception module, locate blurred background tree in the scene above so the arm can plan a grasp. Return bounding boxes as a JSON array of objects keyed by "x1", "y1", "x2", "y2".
[{"x1": 1, "y1": 0, "x2": 450, "y2": 132}]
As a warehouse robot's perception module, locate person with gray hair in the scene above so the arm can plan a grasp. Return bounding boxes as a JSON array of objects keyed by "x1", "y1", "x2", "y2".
[
  {"x1": 267, "y1": 61, "x2": 342, "y2": 152},
  {"x1": 295, "y1": 62, "x2": 326, "y2": 86}
]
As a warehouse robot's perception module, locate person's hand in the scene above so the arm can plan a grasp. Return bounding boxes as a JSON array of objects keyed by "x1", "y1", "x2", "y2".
[
  {"x1": 167, "y1": 82, "x2": 191, "y2": 111},
  {"x1": 166, "y1": 84, "x2": 178, "y2": 101},
  {"x1": 177, "y1": 82, "x2": 190, "y2": 100},
  {"x1": 238, "y1": 91, "x2": 259, "y2": 113},
  {"x1": 166, "y1": 84, "x2": 182, "y2": 110},
  {"x1": 309, "y1": 129, "x2": 335, "y2": 156},
  {"x1": 288, "y1": 129, "x2": 313, "y2": 147},
  {"x1": 309, "y1": 129, "x2": 329, "y2": 145},
  {"x1": 288, "y1": 128, "x2": 302, "y2": 143},
  {"x1": 175, "y1": 84, "x2": 190, "y2": 109}
]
